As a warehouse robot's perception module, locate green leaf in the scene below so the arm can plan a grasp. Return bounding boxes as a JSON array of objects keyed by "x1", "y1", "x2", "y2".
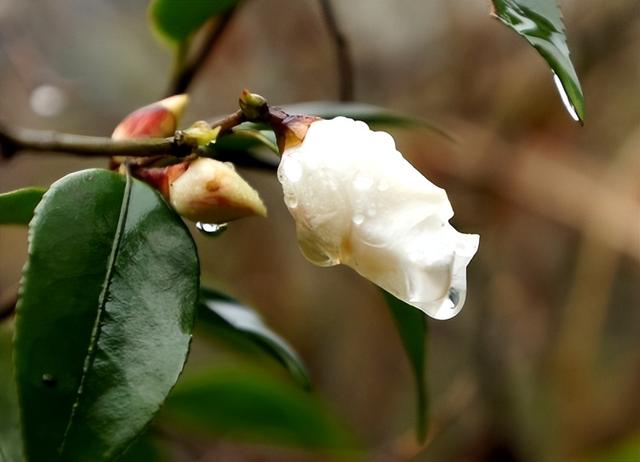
[
  {"x1": 118, "y1": 434, "x2": 165, "y2": 462},
  {"x1": 149, "y1": 0, "x2": 238, "y2": 44},
  {"x1": 14, "y1": 169, "x2": 199, "y2": 462},
  {"x1": 0, "y1": 325, "x2": 24, "y2": 462},
  {"x1": 582, "y1": 433, "x2": 640, "y2": 462},
  {"x1": 161, "y1": 367, "x2": 360, "y2": 453},
  {"x1": 491, "y1": 0, "x2": 585, "y2": 122},
  {"x1": 282, "y1": 101, "x2": 454, "y2": 139},
  {"x1": 199, "y1": 287, "x2": 311, "y2": 390},
  {"x1": 382, "y1": 290, "x2": 428, "y2": 442},
  {"x1": 0, "y1": 187, "x2": 45, "y2": 225}
]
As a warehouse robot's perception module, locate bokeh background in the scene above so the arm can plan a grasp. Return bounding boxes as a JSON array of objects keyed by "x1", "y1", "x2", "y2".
[{"x1": 1, "y1": 0, "x2": 639, "y2": 461}]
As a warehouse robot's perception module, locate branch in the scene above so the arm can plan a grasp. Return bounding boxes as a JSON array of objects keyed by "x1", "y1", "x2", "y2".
[
  {"x1": 166, "y1": 6, "x2": 239, "y2": 97},
  {"x1": 318, "y1": 0, "x2": 354, "y2": 101},
  {"x1": 0, "y1": 111, "x2": 246, "y2": 160}
]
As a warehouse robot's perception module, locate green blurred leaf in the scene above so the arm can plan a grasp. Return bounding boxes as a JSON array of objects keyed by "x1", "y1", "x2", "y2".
[
  {"x1": 149, "y1": 0, "x2": 238, "y2": 44},
  {"x1": 214, "y1": 127, "x2": 279, "y2": 154},
  {"x1": 382, "y1": 290, "x2": 428, "y2": 442},
  {"x1": 0, "y1": 187, "x2": 45, "y2": 225},
  {"x1": 282, "y1": 101, "x2": 453, "y2": 139},
  {"x1": 0, "y1": 325, "x2": 24, "y2": 462},
  {"x1": 199, "y1": 287, "x2": 311, "y2": 390},
  {"x1": 582, "y1": 433, "x2": 640, "y2": 462},
  {"x1": 491, "y1": 0, "x2": 585, "y2": 122},
  {"x1": 161, "y1": 367, "x2": 360, "y2": 453},
  {"x1": 14, "y1": 169, "x2": 199, "y2": 462},
  {"x1": 118, "y1": 434, "x2": 165, "y2": 462}
]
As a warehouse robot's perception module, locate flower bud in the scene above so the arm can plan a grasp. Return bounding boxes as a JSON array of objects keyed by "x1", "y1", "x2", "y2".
[
  {"x1": 277, "y1": 117, "x2": 479, "y2": 320},
  {"x1": 142, "y1": 157, "x2": 267, "y2": 224},
  {"x1": 112, "y1": 94, "x2": 189, "y2": 140}
]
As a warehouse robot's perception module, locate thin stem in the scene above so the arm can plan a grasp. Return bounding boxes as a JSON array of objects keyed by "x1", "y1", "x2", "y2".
[
  {"x1": 0, "y1": 110, "x2": 246, "y2": 160},
  {"x1": 0, "y1": 126, "x2": 189, "y2": 158},
  {"x1": 318, "y1": 0, "x2": 354, "y2": 101},
  {"x1": 166, "y1": 6, "x2": 239, "y2": 96}
]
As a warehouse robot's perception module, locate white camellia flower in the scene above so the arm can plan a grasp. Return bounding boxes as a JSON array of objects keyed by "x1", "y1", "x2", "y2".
[{"x1": 277, "y1": 117, "x2": 479, "y2": 320}]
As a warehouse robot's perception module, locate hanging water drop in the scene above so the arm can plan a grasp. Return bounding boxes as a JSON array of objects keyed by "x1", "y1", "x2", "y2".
[
  {"x1": 552, "y1": 73, "x2": 581, "y2": 123},
  {"x1": 196, "y1": 222, "x2": 228, "y2": 236},
  {"x1": 352, "y1": 214, "x2": 365, "y2": 225},
  {"x1": 41, "y1": 373, "x2": 57, "y2": 387}
]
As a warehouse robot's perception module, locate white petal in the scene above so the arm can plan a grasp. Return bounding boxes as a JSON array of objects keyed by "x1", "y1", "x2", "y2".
[{"x1": 278, "y1": 117, "x2": 479, "y2": 319}]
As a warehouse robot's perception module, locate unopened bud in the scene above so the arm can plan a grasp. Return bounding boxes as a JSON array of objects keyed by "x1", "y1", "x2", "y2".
[
  {"x1": 112, "y1": 94, "x2": 189, "y2": 140},
  {"x1": 138, "y1": 157, "x2": 267, "y2": 224}
]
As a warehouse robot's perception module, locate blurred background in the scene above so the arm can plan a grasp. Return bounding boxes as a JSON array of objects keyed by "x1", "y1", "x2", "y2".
[{"x1": 1, "y1": 0, "x2": 639, "y2": 461}]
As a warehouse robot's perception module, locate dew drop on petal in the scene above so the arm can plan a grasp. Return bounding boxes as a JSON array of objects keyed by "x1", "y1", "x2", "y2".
[
  {"x1": 352, "y1": 214, "x2": 365, "y2": 225},
  {"x1": 353, "y1": 173, "x2": 373, "y2": 191},
  {"x1": 196, "y1": 222, "x2": 228, "y2": 236},
  {"x1": 284, "y1": 192, "x2": 298, "y2": 209},
  {"x1": 280, "y1": 157, "x2": 303, "y2": 183},
  {"x1": 377, "y1": 179, "x2": 389, "y2": 191}
]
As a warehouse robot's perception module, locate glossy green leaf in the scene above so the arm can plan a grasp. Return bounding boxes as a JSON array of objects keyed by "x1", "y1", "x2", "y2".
[
  {"x1": 0, "y1": 187, "x2": 45, "y2": 225},
  {"x1": 14, "y1": 169, "x2": 199, "y2": 462},
  {"x1": 282, "y1": 101, "x2": 453, "y2": 139},
  {"x1": 149, "y1": 0, "x2": 238, "y2": 44},
  {"x1": 0, "y1": 326, "x2": 24, "y2": 462},
  {"x1": 118, "y1": 434, "x2": 165, "y2": 462},
  {"x1": 199, "y1": 287, "x2": 311, "y2": 389},
  {"x1": 492, "y1": 0, "x2": 585, "y2": 122},
  {"x1": 382, "y1": 290, "x2": 428, "y2": 442},
  {"x1": 161, "y1": 367, "x2": 360, "y2": 453}
]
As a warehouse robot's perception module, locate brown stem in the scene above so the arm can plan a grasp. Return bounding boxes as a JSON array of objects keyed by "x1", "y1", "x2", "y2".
[
  {"x1": 166, "y1": 6, "x2": 239, "y2": 96},
  {"x1": 0, "y1": 110, "x2": 246, "y2": 160},
  {"x1": 318, "y1": 0, "x2": 354, "y2": 101}
]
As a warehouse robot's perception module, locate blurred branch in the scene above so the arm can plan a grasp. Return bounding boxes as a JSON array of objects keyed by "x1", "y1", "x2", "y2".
[
  {"x1": 318, "y1": 0, "x2": 354, "y2": 101},
  {"x1": 0, "y1": 283, "x2": 19, "y2": 322},
  {"x1": 0, "y1": 124, "x2": 189, "y2": 159},
  {"x1": 166, "y1": 6, "x2": 239, "y2": 97}
]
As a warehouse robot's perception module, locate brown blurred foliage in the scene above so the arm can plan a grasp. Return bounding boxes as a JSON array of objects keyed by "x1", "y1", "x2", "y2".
[{"x1": 0, "y1": 0, "x2": 639, "y2": 461}]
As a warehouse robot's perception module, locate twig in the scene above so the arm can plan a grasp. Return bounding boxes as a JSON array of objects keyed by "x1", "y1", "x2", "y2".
[
  {"x1": 318, "y1": 0, "x2": 354, "y2": 101},
  {"x1": 0, "y1": 111, "x2": 246, "y2": 160},
  {"x1": 0, "y1": 283, "x2": 19, "y2": 322},
  {"x1": 166, "y1": 6, "x2": 239, "y2": 97}
]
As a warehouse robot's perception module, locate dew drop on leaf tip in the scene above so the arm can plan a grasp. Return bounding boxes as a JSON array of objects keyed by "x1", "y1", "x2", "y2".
[{"x1": 196, "y1": 222, "x2": 228, "y2": 236}]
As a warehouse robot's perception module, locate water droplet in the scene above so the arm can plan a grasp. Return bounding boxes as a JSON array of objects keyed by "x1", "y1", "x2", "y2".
[
  {"x1": 352, "y1": 214, "x2": 365, "y2": 225},
  {"x1": 353, "y1": 173, "x2": 373, "y2": 191},
  {"x1": 366, "y1": 207, "x2": 377, "y2": 218},
  {"x1": 552, "y1": 73, "x2": 580, "y2": 123},
  {"x1": 284, "y1": 192, "x2": 298, "y2": 209},
  {"x1": 196, "y1": 222, "x2": 228, "y2": 236},
  {"x1": 280, "y1": 157, "x2": 303, "y2": 183},
  {"x1": 42, "y1": 373, "x2": 57, "y2": 387},
  {"x1": 377, "y1": 180, "x2": 389, "y2": 191}
]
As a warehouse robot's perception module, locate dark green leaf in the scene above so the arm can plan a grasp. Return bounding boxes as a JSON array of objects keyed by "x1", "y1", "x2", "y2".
[
  {"x1": 149, "y1": 0, "x2": 238, "y2": 44},
  {"x1": 14, "y1": 169, "x2": 199, "y2": 462},
  {"x1": 214, "y1": 128, "x2": 278, "y2": 154},
  {"x1": 282, "y1": 101, "x2": 454, "y2": 140},
  {"x1": 491, "y1": 0, "x2": 585, "y2": 122},
  {"x1": 118, "y1": 434, "x2": 165, "y2": 462},
  {"x1": 161, "y1": 367, "x2": 360, "y2": 453},
  {"x1": 0, "y1": 325, "x2": 24, "y2": 462},
  {"x1": 0, "y1": 187, "x2": 45, "y2": 225},
  {"x1": 382, "y1": 290, "x2": 428, "y2": 442},
  {"x1": 199, "y1": 287, "x2": 311, "y2": 389}
]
